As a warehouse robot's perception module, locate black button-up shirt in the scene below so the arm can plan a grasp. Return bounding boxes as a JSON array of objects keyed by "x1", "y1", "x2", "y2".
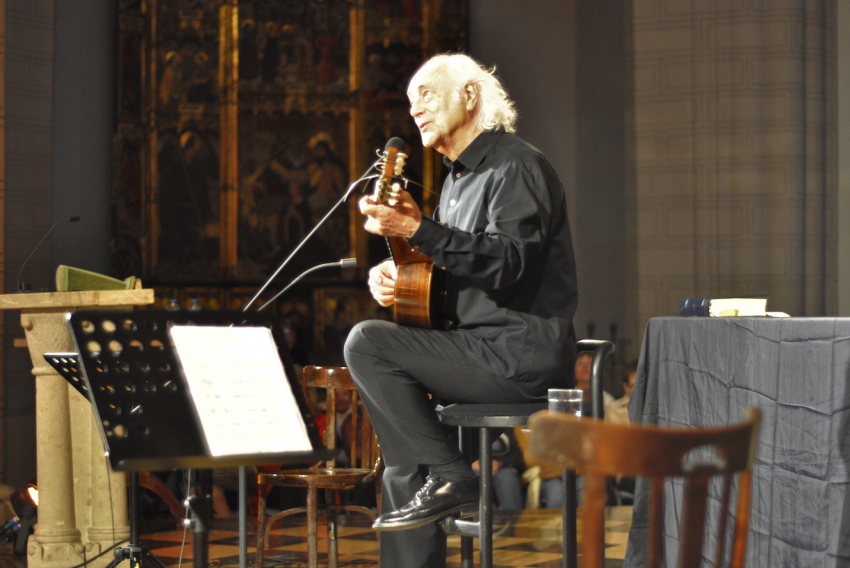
[{"x1": 407, "y1": 129, "x2": 578, "y2": 397}]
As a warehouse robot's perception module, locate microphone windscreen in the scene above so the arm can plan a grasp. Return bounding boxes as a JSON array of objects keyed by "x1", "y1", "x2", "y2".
[
  {"x1": 385, "y1": 137, "x2": 406, "y2": 152},
  {"x1": 68, "y1": 215, "x2": 81, "y2": 222}
]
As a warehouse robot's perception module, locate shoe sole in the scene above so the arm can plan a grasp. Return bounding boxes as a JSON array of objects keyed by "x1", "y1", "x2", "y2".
[{"x1": 372, "y1": 502, "x2": 479, "y2": 531}]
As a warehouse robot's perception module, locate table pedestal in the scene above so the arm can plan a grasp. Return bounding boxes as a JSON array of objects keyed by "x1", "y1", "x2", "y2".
[
  {"x1": 1, "y1": 290, "x2": 153, "y2": 568},
  {"x1": 23, "y1": 311, "x2": 131, "y2": 568}
]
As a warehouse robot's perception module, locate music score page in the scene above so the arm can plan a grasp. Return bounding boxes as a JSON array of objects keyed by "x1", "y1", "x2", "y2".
[{"x1": 170, "y1": 325, "x2": 312, "y2": 457}]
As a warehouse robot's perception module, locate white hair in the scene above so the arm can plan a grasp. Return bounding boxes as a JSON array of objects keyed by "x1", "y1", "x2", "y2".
[{"x1": 419, "y1": 53, "x2": 518, "y2": 133}]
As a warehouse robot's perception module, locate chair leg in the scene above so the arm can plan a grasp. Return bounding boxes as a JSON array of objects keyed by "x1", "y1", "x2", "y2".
[
  {"x1": 460, "y1": 537, "x2": 474, "y2": 568},
  {"x1": 256, "y1": 483, "x2": 267, "y2": 568},
  {"x1": 307, "y1": 486, "x2": 318, "y2": 568},
  {"x1": 375, "y1": 471, "x2": 383, "y2": 545},
  {"x1": 327, "y1": 500, "x2": 338, "y2": 568},
  {"x1": 562, "y1": 469, "x2": 577, "y2": 568},
  {"x1": 458, "y1": 425, "x2": 476, "y2": 568},
  {"x1": 479, "y1": 427, "x2": 494, "y2": 568}
]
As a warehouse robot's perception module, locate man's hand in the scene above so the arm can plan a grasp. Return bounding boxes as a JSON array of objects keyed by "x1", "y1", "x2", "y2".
[
  {"x1": 359, "y1": 186, "x2": 422, "y2": 238},
  {"x1": 368, "y1": 260, "x2": 397, "y2": 307}
]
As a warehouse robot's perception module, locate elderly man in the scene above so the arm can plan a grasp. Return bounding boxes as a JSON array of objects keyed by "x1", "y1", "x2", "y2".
[{"x1": 343, "y1": 53, "x2": 578, "y2": 567}]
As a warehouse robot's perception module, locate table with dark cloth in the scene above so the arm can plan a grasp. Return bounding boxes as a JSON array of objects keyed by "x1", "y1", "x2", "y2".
[{"x1": 623, "y1": 317, "x2": 850, "y2": 568}]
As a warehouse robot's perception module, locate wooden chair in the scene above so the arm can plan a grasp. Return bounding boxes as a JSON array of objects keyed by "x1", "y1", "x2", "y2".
[
  {"x1": 527, "y1": 407, "x2": 761, "y2": 568},
  {"x1": 255, "y1": 366, "x2": 382, "y2": 568}
]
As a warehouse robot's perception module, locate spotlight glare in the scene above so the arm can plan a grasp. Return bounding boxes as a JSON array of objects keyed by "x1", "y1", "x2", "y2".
[{"x1": 27, "y1": 487, "x2": 38, "y2": 507}]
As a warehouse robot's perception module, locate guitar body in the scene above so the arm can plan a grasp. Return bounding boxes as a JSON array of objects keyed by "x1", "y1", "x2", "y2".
[{"x1": 387, "y1": 236, "x2": 446, "y2": 329}]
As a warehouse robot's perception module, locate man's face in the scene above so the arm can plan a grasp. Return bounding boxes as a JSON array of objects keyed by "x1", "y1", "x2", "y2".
[
  {"x1": 407, "y1": 66, "x2": 469, "y2": 156},
  {"x1": 575, "y1": 353, "x2": 592, "y2": 393}
]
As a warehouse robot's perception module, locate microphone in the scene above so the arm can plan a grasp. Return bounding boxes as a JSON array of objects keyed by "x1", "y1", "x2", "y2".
[
  {"x1": 256, "y1": 258, "x2": 357, "y2": 313},
  {"x1": 18, "y1": 215, "x2": 81, "y2": 292}
]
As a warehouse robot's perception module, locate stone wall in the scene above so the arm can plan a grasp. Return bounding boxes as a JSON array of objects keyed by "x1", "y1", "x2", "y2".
[{"x1": 628, "y1": 0, "x2": 837, "y2": 339}]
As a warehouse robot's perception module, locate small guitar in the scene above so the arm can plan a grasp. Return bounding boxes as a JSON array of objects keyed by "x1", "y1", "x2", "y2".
[{"x1": 373, "y1": 139, "x2": 446, "y2": 329}]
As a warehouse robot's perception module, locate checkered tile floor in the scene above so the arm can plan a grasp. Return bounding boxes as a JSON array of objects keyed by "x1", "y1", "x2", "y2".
[{"x1": 140, "y1": 506, "x2": 631, "y2": 568}]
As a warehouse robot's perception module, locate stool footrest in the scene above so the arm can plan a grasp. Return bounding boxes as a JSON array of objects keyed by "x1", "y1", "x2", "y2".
[{"x1": 439, "y1": 507, "x2": 480, "y2": 538}]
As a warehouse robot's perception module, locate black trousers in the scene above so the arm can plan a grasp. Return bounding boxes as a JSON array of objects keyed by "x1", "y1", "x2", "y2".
[{"x1": 343, "y1": 320, "x2": 537, "y2": 568}]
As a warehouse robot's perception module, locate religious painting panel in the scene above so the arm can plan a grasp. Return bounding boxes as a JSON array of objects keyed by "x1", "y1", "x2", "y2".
[
  {"x1": 238, "y1": 0, "x2": 350, "y2": 93},
  {"x1": 151, "y1": 1, "x2": 223, "y2": 281},
  {"x1": 235, "y1": 114, "x2": 349, "y2": 281},
  {"x1": 155, "y1": 126, "x2": 222, "y2": 280},
  {"x1": 156, "y1": 1, "x2": 222, "y2": 109}
]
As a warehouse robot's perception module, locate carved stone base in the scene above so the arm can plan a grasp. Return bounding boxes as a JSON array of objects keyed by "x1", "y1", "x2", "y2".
[{"x1": 28, "y1": 535, "x2": 85, "y2": 568}]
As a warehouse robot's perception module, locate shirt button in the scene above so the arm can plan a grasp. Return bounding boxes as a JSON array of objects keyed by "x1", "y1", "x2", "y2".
[
  {"x1": 449, "y1": 198, "x2": 457, "y2": 207},
  {"x1": 455, "y1": 173, "x2": 461, "y2": 178}
]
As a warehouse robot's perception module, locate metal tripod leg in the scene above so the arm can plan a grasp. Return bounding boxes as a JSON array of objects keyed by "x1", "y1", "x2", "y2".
[{"x1": 104, "y1": 472, "x2": 169, "y2": 568}]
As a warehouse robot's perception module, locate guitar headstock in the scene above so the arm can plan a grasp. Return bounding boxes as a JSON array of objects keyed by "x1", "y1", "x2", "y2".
[{"x1": 372, "y1": 139, "x2": 407, "y2": 206}]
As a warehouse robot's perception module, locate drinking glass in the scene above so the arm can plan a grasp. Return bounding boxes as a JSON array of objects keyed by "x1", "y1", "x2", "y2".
[{"x1": 548, "y1": 388, "x2": 583, "y2": 416}]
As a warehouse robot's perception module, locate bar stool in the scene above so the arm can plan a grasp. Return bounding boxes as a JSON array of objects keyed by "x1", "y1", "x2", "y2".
[{"x1": 438, "y1": 339, "x2": 614, "y2": 568}]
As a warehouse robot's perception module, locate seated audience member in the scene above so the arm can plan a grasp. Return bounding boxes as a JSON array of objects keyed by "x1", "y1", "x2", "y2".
[
  {"x1": 574, "y1": 351, "x2": 614, "y2": 411},
  {"x1": 604, "y1": 359, "x2": 639, "y2": 504},
  {"x1": 313, "y1": 389, "x2": 355, "y2": 466},
  {"x1": 515, "y1": 427, "x2": 564, "y2": 508},
  {"x1": 605, "y1": 360, "x2": 637, "y2": 426},
  {"x1": 472, "y1": 429, "x2": 525, "y2": 510}
]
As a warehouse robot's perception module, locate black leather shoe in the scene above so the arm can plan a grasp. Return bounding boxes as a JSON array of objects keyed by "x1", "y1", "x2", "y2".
[{"x1": 372, "y1": 475, "x2": 479, "y2": 531}]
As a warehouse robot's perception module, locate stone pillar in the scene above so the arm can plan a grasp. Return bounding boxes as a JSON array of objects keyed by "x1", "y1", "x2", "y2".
[{"x1": 22, "y1": 311, "x2": 85, "y2": 568}]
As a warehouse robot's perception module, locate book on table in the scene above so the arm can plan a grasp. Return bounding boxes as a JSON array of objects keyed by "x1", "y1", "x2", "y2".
[{"x1": 680, "y1": 297, "x2": 769, "y2": 317}]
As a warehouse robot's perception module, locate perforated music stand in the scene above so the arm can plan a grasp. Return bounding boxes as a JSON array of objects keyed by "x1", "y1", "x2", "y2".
[{"x1": 47, "y1": 308, "x2": 333, "y2": 568}]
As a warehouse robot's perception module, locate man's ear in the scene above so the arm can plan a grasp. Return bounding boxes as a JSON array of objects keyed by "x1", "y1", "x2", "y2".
[{"x1": 464, "y1": 83, "x2": 478, "y2": 111}]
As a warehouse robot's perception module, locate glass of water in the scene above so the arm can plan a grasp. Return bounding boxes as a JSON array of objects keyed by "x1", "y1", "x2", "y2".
[{"x1": 548, "y1": 388, "x2": 583, "y2": 416}]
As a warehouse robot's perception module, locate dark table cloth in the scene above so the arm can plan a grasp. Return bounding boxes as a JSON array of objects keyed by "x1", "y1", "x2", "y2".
[{"x1": 623, "y1": 317, "x2": 850, "y2": 568}]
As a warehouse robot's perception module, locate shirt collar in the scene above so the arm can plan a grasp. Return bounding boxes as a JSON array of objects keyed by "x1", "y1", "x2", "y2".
[{"x1": 441, "y1": 128, "x2": 506, "y2": 172}]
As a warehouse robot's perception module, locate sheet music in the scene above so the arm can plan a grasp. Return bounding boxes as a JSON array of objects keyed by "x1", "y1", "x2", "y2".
[{"x1": 169, "y1": 325, "x2": 312, "y2": 457}]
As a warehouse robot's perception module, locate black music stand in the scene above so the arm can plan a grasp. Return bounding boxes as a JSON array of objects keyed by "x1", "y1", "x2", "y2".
[{"x1": 47, "y1": 309, "x2": 333, "y2": 568}]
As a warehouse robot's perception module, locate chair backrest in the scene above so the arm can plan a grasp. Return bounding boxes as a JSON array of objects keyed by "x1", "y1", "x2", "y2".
[
  {"x1": 303, "y1": 366, "x2": 382, "y2": 480},
  {"x1": 527, "y1": 407, "x2": 761, "y2": 568}
]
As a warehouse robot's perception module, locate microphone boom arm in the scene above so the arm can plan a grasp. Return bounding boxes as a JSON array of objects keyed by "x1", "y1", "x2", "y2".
[{"x1": 257, "y1": 259, "x2": 356, "y2": 312}]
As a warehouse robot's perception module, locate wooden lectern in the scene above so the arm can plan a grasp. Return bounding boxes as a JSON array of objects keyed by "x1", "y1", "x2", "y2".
[{"x1": 0, "y1": 288, "x2": 154, "y2": 568}]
